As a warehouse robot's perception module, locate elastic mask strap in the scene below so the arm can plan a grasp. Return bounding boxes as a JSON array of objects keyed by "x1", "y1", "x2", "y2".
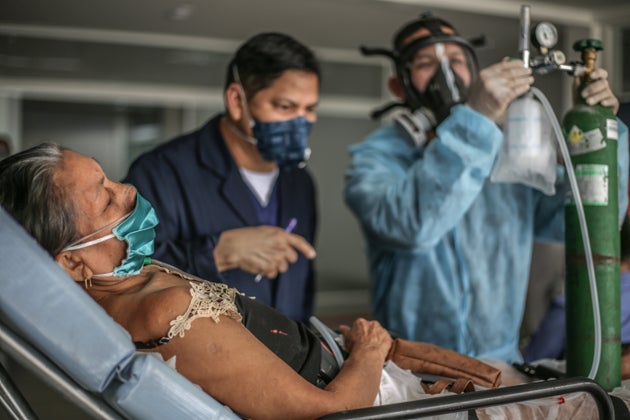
[
  {"x1": 225, "y1": 117, "x2": 257, "y2": 147},
  {"x1": 424, "y1": 16, "x2": 446, "y2": 35},
  {"x1": 435, "y1": 43, "x2": 461, "y2": 102},
  {"x1": 62, "y1": 211, "x2": 131, "y2": 251},
  {"x1": 91, "y1": 270, "x2": 115, "y2": 278},
  {"x1": 90, "y1": 257, "x2": 152, "y2": 280},
  {"x1": 62, "y1": 233, "x2": 116, "y2": 252},
  {"x1": 231, "y1": 65, "x2": 257, "y2": 137}
]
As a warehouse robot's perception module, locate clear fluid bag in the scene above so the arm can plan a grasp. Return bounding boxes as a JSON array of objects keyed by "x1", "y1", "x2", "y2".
[{"x1": 490, "y1": 92, "x2": 557, "y2": 195}]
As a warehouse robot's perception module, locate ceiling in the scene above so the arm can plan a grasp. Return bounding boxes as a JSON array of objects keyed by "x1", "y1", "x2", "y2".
[{"x1": 1, "y1": 0, "x2": 628, "y2": 53}]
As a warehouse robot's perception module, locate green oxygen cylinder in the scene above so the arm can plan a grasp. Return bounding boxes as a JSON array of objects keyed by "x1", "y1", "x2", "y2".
[{"x1": 563, "y1": 38, "x2": 621, "y2": 391}]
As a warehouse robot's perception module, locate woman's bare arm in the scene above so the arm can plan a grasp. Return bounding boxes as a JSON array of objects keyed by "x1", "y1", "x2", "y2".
[
  {"x1": 154, "y1": 315, "x2": 391, "y2": 420},
  {"x1": 109, "y1": 277, "x2": 392, "y2": 419}
]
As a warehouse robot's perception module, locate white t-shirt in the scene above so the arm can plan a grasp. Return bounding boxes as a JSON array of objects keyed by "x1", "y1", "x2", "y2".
[{"x1": 238, "y1": 167, "x2": 279, "y2": 207}]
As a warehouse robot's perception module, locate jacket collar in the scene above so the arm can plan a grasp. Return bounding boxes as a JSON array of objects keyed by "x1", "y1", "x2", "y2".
[
  {"x1": 195, "y1": 114, "x2": 306, "y2": 228},
  {"x1": 198, "y1": 114, "x2": 259, "y2": 224}
]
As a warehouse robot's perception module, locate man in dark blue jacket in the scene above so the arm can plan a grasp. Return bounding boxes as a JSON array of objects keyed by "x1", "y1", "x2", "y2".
[{"x1": 124, "y1": 33, "x2": 318, "y2": 322}]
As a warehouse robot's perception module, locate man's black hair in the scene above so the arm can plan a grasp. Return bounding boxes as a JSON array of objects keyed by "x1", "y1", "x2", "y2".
[{"x1": 224, "y1": 32, "x2": 321, "y2": 99}]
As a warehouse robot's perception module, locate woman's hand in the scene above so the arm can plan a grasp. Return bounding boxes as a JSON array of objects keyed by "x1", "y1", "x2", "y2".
[{"x1": 338, "y1": 318, "x2": 392, "y2": 361}]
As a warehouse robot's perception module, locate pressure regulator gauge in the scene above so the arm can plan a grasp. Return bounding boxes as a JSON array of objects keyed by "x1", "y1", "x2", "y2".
[{"x1": 532, "y1": 22, "x2": 559, "y2": 49}]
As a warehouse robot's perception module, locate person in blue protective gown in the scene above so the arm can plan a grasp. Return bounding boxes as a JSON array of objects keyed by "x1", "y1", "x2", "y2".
[
  {"x1": 123, "y1": 33, "x2": 318, "y2": 323},
  {"x1": 343, "y1": 13, "x2": 629, "y2": 362}
]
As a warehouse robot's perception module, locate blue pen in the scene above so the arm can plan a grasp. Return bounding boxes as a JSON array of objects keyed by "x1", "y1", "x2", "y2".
[{"x1": 255, "y1": 218, "x2": 298, "y2": 283}]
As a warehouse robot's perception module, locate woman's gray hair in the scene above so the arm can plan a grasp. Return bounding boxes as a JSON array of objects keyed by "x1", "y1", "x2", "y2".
[{"x1": 0, "y1": 142, "x2": 77, "y2": 256}]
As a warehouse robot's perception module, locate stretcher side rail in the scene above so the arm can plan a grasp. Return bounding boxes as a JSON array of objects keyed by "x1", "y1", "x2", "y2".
[
  {"x1": 0, "y1": 320, "x2": 122, "y2": 420},
  {"x1": 0, "y1": 357, "x2": 38, "y2": 420},
  {"x1": 318, "y1": 376, "x2": 615, "y2": 420}
]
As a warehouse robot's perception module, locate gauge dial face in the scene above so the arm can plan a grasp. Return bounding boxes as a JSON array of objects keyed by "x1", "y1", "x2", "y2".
[{"x1": 533, "y1": 22, "x2": 558, "y2": 49}]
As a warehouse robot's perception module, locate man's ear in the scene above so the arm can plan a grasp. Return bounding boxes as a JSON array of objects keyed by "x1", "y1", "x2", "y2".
[
  {"x1": 388, "y1": 76, "x2": 406, "y2": 101},
  {"x1": 224, "y1": 82, "x2": 246, "y2": 121},
  {"x1": 55, "y1": 252, "x2": 91, "y2": 283}
]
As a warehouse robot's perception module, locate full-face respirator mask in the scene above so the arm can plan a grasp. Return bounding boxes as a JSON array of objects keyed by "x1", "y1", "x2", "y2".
[{"x1": 361, "y1": 13, "x2": 481, "y2": 146}]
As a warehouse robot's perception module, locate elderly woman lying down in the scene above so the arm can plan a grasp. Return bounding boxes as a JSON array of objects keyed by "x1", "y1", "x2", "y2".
[{"x1": 0, "y1": 143, "x2": 507, "y2": 419}]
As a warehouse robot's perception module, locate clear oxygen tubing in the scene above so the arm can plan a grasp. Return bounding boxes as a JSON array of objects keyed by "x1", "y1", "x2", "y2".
[
  {"x1": 310, "y1": 316, "x2": 345, "y2": 368},
  {"x1": 530, "y1": 86, "x2": 601, "y2": 380}
]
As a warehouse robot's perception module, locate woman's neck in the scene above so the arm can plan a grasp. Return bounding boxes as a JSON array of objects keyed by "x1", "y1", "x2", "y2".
[{"x1": 86, "y1": 268, "x2": 155, "y2": 301}]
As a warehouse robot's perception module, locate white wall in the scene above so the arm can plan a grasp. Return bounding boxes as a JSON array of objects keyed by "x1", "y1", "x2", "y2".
[{"x1": 22, "y1": 102, "x2": 127, "y2": 181}]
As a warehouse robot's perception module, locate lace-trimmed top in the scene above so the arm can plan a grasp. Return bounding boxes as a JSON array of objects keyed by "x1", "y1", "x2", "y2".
[
  {"x1": 167, "y1": 281, "x2": 242, "y2": 339},
  {"x1": 134, "y1": 264, "x2": 242, "y2": 349}
]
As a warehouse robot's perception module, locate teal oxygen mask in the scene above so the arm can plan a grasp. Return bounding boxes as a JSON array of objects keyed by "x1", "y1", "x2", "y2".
[{"x1": 62, "y1": 192, "x2": 159, "y2": 277}]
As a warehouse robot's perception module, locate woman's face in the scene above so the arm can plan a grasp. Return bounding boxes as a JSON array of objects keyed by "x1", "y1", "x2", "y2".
[{"x1": 54, "y1": 150, "x2": 136, "y2": 276}]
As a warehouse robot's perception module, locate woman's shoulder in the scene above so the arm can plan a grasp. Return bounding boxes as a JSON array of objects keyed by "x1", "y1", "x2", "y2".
[
  {"x1": 109, "y1": 264, "x2": 243, "y2": 340},
  {"x1": 133, "y1": 278, "x2": 243, "y2": 341},
  {"x1": 122, "y1": 280, "x2": 194, "y2": 342}
]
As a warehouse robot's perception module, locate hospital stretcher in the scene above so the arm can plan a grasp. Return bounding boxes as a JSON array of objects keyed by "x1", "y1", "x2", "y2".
[{"x1": 0, "y1": 206, "x2": 627, "y2": 419}]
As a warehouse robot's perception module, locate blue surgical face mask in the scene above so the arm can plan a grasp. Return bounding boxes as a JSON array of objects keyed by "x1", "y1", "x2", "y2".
[
  {"x1": 231, "y1": 65, "x2": 313, "y2": 170},
  {"x1": 251, "y1": 116, "x2": 313, "y2": 169},
  {"x1": 62, "y1": 193, "x2": 159, "y2": 277}
]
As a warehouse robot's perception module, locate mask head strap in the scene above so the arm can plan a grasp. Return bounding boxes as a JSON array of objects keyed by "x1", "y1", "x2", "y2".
[
  {"x1": 392, "y1": 12, "x2": 458, "y2": 51},
  {"x1": 360, "y1": 12, "x2": 481, "y2": 120}
]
